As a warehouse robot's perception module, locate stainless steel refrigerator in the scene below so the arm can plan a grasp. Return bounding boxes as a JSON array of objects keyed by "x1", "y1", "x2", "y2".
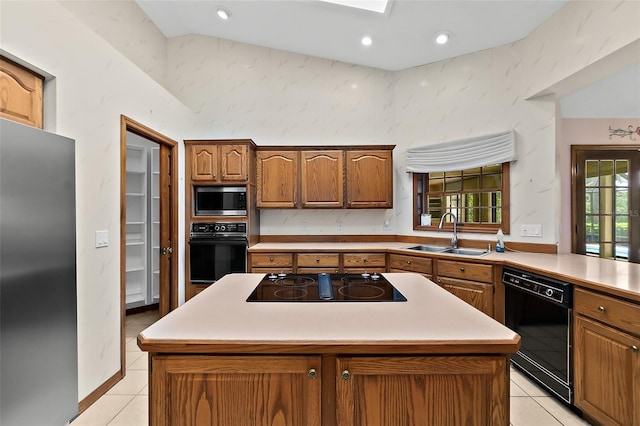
[{"x1": 1, "y1": 118, "x2": 78, "y2": 425}]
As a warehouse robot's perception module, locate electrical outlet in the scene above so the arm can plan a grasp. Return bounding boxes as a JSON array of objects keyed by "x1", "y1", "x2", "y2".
[
  {"x1": 383, "y1": 219, "x2": 391, "y2": 231},
  {"x1": 337, "y1": 221, "x2": 343, "y2": 232},
  {"x1": 300, "y1": 222, "x2": 308, "y2": 232},
  {"x1": 95, "y1": 230, "x2": 109, "y2": 248}
]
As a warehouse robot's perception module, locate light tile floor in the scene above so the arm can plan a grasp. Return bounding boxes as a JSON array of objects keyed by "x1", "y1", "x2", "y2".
[{"x1": 72, "y1": 310, "x2": 591, "y2": 426}]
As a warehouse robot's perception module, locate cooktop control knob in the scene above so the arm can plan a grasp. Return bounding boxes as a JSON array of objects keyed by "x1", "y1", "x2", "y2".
[
  {"x1": 545, "y1": 288, "x2": 554, "y2": 297},
  {"x1": 371, "y1": 273, "x2": 380, "y2": 280}
]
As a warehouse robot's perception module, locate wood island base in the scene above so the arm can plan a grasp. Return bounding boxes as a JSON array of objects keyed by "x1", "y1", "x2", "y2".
[{"x1": 148, "y1": 352, "x2": 510, "y2": 426}]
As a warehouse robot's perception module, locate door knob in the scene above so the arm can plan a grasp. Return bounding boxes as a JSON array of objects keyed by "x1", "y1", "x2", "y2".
[
  {"x1": 307, "y1": 368, "x2": 317, "y2": 379},
  {"x1": 341, "y1": 370, "x2": 351, "y2": 380}
]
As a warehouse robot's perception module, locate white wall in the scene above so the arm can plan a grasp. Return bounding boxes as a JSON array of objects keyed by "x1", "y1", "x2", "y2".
[
  {"x1": 162, "y1": 1, "x2": 639, "y2": 246},
  {"x1": 1, "y1": 0, "x2": 638, "y2": 404},
  {"x1": 0, "y1": 0, "x2": 195, "y2": 402}
]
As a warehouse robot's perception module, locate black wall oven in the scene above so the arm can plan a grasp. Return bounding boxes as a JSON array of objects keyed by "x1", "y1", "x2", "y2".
[
  {"x1": 503, "y1": 267, "x2": 573, "y2": 404},
  {"x1": 189, "y1": 222, "x2": 247, "y2": 284}
]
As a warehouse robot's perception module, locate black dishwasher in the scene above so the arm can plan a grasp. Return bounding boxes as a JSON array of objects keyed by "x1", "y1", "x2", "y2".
[{"x1": 503, "y1": 267, "x2": 573, "y2": 404}]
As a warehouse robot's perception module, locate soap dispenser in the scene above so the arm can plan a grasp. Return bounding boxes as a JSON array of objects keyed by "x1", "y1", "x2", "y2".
[{"x1": 496, "y1": 228, "x2": 505, "y2": 252}]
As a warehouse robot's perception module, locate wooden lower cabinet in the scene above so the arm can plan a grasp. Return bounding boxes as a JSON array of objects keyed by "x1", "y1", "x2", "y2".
[
  {"x1": 343, "y1": 252, "x2": 386, "y2": 274},
  {"x1": 336, "y1": 355, "x2": 509, "y2": 426},
  {"x1": 150, "y1": 355, "x2": 321, "y2": 426},
  {"x1": 297, "y1": 253, "x2": 340, "y2": 274},
  {"x1": 574, "y1": 287, "x2": 640, "y2": 426},
  {"x1": 149, "y1": 353, "x2": 510, "y2": 426},
  {"x1": 388, "y1": 253, "x2": 432, "y2": 279},
  {"x1": 249, "y1": 253, "x2": 294, "y2": 274},
  {"x1": 435, "y1": 259, "x2": 494, "y2": 317},
  {"x1": 438, "y1": 277, "x2": 493, "y2": 317}
]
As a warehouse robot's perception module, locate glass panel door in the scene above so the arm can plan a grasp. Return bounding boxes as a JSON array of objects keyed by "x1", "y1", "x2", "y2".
[{"x1": 573, "y1": 147, "x2": 639, "y2": 264}]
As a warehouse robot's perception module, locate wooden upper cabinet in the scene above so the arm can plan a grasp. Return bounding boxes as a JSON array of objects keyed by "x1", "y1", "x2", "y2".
[
  {"x1": 220, "y1": 144, "x2": 249, "y2": 182},
  {"x1": 346, "y1": 150, "x2": 393, "y2": 208},
  {"x1": 190, "y1": 144, "x2": 249, "y2": 183},
  {"x1": 256, "y1": 150, "x2": 299, "y2": 208},
  {"x1": 191, "y1": 145, "x2": 218, "y2": 181},
  {"x1": 301, "y1": 151, "x2": 344, "y2": 208},
  {"x1": 0, "y1": 57, "x2": 44, "y2": 129}
]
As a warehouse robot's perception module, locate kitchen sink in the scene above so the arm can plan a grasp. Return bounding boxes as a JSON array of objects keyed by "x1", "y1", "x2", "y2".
[
  {"x1": 405, "y1": 245, "x2": 449, "y2": 252},
  {"x1": 405, "y1": 245, "x2": 488, "y2": 256},
  {"x1": 441, "y1": 248, "x2": 489, "y2": 256}
]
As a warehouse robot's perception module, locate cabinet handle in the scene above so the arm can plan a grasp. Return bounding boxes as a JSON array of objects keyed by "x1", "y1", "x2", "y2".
[
  {"x1": 460, "y1": 267, "x2": 465, "y2": 272},
  {"x1": 632, "y1": 346, "x2": 638, "y2": 353},
  {"x1": 341, "y1": 370, "x2": 351, "y2": 381},
  {"x1": 598, "y1": 306, "x2": 605, "y2": 313},
  {"x1": 269, "y1": 257, "x2": 274, "y2": 262},
  {"x1": 406, "y1": 260, "x2": 411, "y2": 265},
  {"x1": 307, "y1": 368, "x2": 317, "y2": 379},
  {"x1": 363, "y1": 258, "x2": 368, "y2": 262},
  {"x1": 316, "y1": 259, "x2": 320, "y2": 263}
]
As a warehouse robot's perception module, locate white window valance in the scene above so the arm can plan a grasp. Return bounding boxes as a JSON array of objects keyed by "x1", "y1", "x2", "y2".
[{"x1": 406, "y1": 130, "x2": 516, "y2": 173}]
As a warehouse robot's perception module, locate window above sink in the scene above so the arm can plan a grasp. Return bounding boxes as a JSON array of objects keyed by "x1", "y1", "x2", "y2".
[{"x1": 412, "y1": 163, "x2": 510, "y2": 235}]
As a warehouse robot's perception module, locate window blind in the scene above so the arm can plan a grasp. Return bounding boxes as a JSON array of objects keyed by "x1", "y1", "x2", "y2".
[{"x1": 406, "y1": 130, "x2": 516, "y2": 173}]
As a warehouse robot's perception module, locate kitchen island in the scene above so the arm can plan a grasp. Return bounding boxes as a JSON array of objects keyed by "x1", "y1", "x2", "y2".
[{"x1": 138, "y1": 272, "x2": 520, "y2": 426}]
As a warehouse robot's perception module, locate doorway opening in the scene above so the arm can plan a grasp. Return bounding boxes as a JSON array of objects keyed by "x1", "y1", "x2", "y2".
[{"x1": 120, "y1": 115, "x2": 178, "y2": 376}]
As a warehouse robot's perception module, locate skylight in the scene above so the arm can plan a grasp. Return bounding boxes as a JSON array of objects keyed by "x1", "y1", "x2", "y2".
[{"x1": 319, "y1": 0, "x2": 389, "y2": 14}]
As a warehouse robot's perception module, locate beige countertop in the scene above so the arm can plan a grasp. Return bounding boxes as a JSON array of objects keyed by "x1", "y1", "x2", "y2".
[
  {"x1": 138, "y1": 272, "x2": 520, "y2": 354},
  {"x1": 248, "y1": 242, "x2": 640, "y2": 301}
]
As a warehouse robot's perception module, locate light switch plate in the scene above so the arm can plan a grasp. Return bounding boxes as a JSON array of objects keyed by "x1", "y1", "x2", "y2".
[
  {"x1": 520, "y1": 224, "x2": 542, "y2": 237},
  {"x1": 95, "y1": 230, "x2": 109, "y2": 248}
]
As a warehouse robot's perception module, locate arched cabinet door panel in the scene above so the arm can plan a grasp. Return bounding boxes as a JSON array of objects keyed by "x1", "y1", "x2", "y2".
[{"x1": 0, "y1": 57, "x2": 43, "y2": 129}]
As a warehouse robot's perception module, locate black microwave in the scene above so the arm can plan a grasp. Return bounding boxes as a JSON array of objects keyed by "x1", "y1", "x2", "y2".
[{"x1": 194, "y1": 186, "x2": 247, "y2": 216}]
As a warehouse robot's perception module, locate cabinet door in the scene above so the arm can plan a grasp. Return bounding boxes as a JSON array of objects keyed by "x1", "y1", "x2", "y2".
[
  {"x1": 256, "y1": 151, "x2": 298, "y2": 208},
  {"x1": 301, "y1": 151, "x2": 344, "y2": 208},
  {"x1": 220, "y1": 144, "x2": 248, "y2": 182},
  {"x1": 345, "y1": 150, "x2": 393, "y2": 208},
  {"x1": 151, "y1": 355, "x2": 321, "y2": 426},
  {"x1": 191, "y1": 145, "x2": 218, "y2": 181},
  {"x1": 336, "y1": 355, "x2": 509, "y2": 426},
  {"x1": 574, "y1": 316, "x2": 640, "y2": 426},
  {"x1": 0, "y1": 57, "x2": 43, "y2": 128},
  {"x1": 437, "y1": 277, "x2": 493, "y2": 316}
]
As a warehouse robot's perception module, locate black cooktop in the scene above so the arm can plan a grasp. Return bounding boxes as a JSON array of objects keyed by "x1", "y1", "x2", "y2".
[{"x1": 246, "y1": 273, "x2": 407, "y2": 302}]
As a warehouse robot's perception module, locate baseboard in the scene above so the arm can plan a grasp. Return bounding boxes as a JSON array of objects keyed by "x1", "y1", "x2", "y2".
[{"x1": 78, "y1": 369, "x2": 123, "y2": 413}]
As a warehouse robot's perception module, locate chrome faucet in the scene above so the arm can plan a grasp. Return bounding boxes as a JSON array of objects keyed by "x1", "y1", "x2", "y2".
[{"x1": 438, "y1": 212, "x2": 458, "y2": 249}]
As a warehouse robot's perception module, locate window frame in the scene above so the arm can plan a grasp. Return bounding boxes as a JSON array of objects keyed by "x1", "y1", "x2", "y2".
[{"x1": 412, "y1": 162, "x2": 511, "y2": 234}]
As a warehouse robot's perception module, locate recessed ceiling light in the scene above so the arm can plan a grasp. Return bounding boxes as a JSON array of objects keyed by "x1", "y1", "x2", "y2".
[
  {"x1": 361, "y1": 35, "x2": 374, "y2": 46},
  {"x1": 217, "y1": 8, "x2": 231, "y2": 20},
  {"x1": 434, "y1": 31, "x2": 450, "y2": 45}
]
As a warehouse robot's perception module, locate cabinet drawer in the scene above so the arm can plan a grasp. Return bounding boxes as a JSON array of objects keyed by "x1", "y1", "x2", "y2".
[
  {"x1": 388, "y1": 254, "x2": 432, "y2": 275},
  {"x1": 437, "y1": 260, "x2": 493, "y2": 284},
  {"x1": 343, "y1": 253, "x2": 386, "y2": 268},
  {"x1": 250, "y1": 253, "x2": 293, "y2": 268},
  {"x1": 575, "y1": 288, "x2": 640, "y2": 336},
  {"x1": 297, "y1": 253, "x2": 340, "y2": 268}
]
